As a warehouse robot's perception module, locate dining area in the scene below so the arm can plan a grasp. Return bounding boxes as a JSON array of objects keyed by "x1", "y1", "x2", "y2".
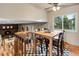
[
  {"x1": 0, "y1": 28, "x2": 65, "y2": 56},
  {"x1": 0, "y1": 3, "x2": 79, "y2": 56},
  {"x1": 10, "y1": 28, "x2": 65, "y2": 56}
]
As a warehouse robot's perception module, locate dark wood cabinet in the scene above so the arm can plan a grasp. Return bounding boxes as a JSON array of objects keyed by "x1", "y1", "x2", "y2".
[{"x1": 0, "y1": 24, "x2": 18, "y2": 37}]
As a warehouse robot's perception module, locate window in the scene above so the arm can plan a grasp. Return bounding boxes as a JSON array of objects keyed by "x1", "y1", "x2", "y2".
[
  {"x1": 54, "y1": 16, "x2": 62, "y2": 29},
  {"x1": 54, "y1": 13, "x2": 76, "y2": 31}
]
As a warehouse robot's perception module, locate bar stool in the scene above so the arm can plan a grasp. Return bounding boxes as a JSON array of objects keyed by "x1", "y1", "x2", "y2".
[
  {"x1": 36, "y1": 36, "x2": 43, "y2": 54},
  {"x1": 53, "y1": 32, "x2": 64, "y2": 56},
  {"x1": 44, "y1": 38, "x2": 49, "y2": 56}
]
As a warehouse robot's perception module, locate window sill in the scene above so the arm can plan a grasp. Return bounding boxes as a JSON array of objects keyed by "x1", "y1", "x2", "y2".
[{"x1": 53, "y1": 29, "x2": 76, "y2": 32}]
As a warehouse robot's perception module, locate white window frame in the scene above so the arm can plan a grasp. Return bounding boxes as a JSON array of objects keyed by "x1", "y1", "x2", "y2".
[{"x1": 53, "y1": 13, "x2": 77, "y2": 32}]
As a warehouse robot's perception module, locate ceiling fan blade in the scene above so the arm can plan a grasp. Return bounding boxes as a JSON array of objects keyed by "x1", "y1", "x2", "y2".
[
  {"x1": 48, "y1": 3, "x2": 53, "y2": 5},
  {"x1": 44, "y1": 6, "x2": 52, "y2": 9},
  {"x1": 44, "y1": 3, "x2": 53, "y2": 10}
]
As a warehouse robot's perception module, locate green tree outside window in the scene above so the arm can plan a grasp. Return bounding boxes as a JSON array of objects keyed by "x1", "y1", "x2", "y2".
[{"x1": 54, "y1": 14, "x2": 75, "y2": 30}]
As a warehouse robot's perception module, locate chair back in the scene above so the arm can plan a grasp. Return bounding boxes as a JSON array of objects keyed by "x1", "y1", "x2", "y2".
[
  {"x1": 53, "y1": 31, "x2": 64, "y2": 56},
  {"x1": 58, "y1": 32, "x2": 64, "y2": 56},
  {"x1": 58, "y1": 32, "x2": 64, "y2": 43}
]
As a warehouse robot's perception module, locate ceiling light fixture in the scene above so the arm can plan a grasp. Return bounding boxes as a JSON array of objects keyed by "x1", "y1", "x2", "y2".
[{"x1": 52, "y1": 3, "x2": 61, "y2": 11}]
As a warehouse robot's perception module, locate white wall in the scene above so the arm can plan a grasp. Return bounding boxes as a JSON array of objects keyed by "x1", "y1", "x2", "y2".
[
  {"x1": 0, "y1": 3, "x2": 47, "y2": 23},
  {"x1": 47, "y1": 5, "x2": 79, "y2": 45}
]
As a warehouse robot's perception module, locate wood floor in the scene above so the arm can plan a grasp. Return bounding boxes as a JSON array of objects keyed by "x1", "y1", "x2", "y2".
[{"x1": 64, "y1": 42, "x2": 79, "y2": 56}]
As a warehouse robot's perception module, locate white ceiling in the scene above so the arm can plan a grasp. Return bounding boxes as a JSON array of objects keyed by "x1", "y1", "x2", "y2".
[{"x1": 0, "y1": 3, "x2": 47, "y2": 24}]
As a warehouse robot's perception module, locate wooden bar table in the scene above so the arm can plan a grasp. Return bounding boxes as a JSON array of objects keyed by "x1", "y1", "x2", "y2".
[
  {"x1": 33, "y1": 31, "x2": 57, "y2": 56},
  {"x1": 15, "y1": 32, "x2": 27, "y2": 56},
  {"x1": 14, "y1": 31, "x2": 57, "y2": 56},
  {"x1": 14, "y1": 31, "x2": 31, "y2": 56}
]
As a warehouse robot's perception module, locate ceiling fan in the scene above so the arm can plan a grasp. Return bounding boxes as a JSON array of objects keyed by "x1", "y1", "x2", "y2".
[
  {"x1": 45, "y1": 3, "x2": 79, "y2": 11},
  {"x1": 46, "y1": 3, "x2": 61, "y2": 11}
]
